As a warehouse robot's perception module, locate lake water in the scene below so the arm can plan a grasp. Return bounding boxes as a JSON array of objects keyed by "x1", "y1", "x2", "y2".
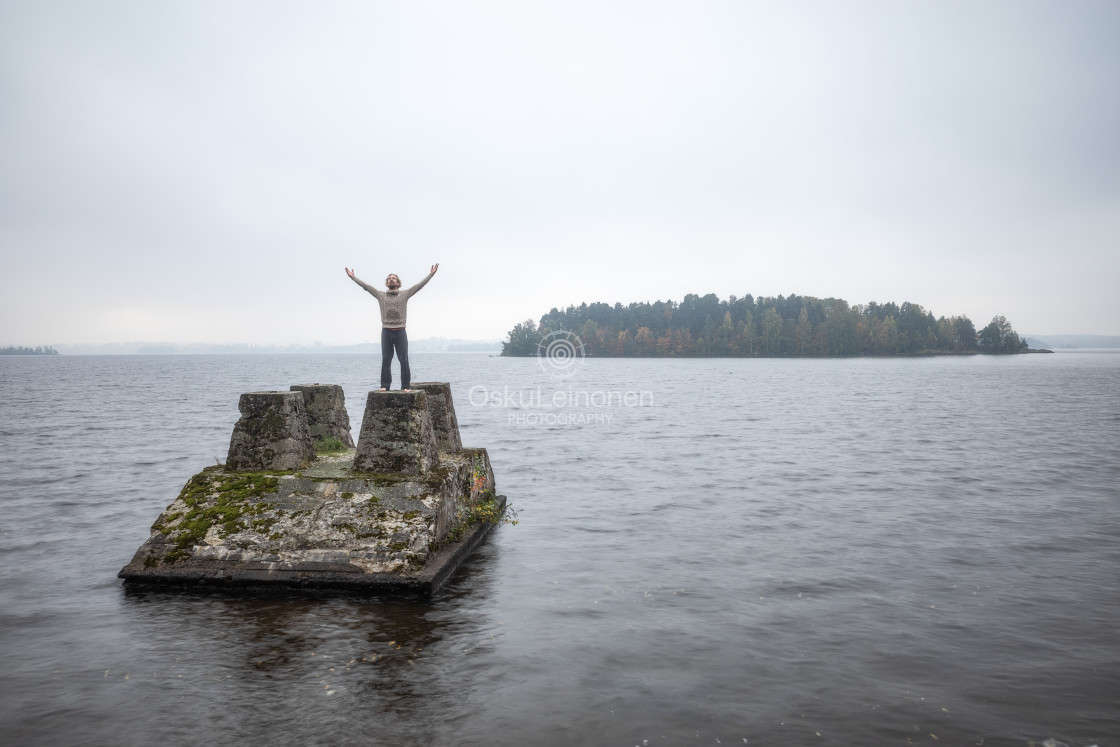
[{"x1": 0, "y1": 352, "x2": 1117, "y2": 746}]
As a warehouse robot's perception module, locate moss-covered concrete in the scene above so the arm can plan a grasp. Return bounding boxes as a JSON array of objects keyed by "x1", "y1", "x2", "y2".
[
  {"x1": 121, "y1": 448, "x2": 497, "y2": 585},
  {"x1": 119, "y1": 384, "x2": 505, "y2": 594}
]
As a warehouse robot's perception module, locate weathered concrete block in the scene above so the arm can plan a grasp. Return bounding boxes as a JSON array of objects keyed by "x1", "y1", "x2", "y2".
[
  {"x1": 120, "y1": 383, "x2": 506, "y2": 593},
  {"x1": 411, "y1": 382, "x2": 463, "y2": 453},
  {"x1": 352, "y1": 391, "x2": 438, "y2": 474},
  {"x1": 226, "y1": 391, "x2": 314, "y2": 471},
  {"x1": 290, "y1": 383, "x2": 354, "y2": 448}
]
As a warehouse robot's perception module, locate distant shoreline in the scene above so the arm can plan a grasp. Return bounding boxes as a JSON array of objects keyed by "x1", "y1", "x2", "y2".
[
  {"x1": 0, "y1": 346, "x2": 59, "y2": 356},
  {"x1": 7, "y1": 338, "x2": 503, "y2": 356}
]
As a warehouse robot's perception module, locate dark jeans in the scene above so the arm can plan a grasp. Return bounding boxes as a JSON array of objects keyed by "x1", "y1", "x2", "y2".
[{"x1": 380, "y1": 327, "x2": 410, "y2": 389}]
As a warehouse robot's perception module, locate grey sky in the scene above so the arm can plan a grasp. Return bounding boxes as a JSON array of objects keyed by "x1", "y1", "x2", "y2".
[{"x1": 2, "y1": 0, "x2": 1118, "y2": 345}]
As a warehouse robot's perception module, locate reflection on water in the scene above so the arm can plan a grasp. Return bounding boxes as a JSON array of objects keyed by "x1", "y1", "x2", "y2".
[{"x1": 115, "y1": 550, "x2": 499, "y2": 745}]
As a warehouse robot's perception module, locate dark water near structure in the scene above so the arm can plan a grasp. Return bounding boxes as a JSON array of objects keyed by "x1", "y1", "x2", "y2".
[{"x1": 1, "y1": 352, "x2": 1118, "y2": 746}]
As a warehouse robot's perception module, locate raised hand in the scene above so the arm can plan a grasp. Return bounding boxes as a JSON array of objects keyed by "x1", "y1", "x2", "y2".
[
  {"x1": 430, "y1": 263, "x2": 439, "y2": 275},
  {"x1": 345, "y1": 267, "x2": 356, "y2": 279}
]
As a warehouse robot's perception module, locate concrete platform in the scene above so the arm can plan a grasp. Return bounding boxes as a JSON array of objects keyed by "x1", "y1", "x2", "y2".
[{"x1": 119, "y1": 385, "x2": 507, "y2": 595}]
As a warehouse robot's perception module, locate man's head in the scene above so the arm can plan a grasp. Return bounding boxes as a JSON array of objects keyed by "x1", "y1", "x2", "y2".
[{"x1": 385, "y1": 274, "x2": 401, "y2": 290}]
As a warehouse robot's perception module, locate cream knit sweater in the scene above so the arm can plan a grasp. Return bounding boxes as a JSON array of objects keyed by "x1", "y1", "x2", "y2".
[{"x1": 350, "y1": 272, "x2": 434, "y2": 328}]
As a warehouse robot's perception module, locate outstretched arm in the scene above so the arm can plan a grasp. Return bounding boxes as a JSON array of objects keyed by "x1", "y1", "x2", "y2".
[
  {"x1": 402, "y1": 263, "x2": 439, "y2": 298},
  {"x1": 345, "y1": 267, "x2": 380, "y2": 296}
]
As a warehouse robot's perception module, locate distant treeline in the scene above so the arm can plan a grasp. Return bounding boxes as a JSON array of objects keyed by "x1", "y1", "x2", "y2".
[
  {"x1": 46, "y1": 338, "x2": 502, "y2": 355},
  {"x1": 0, "y1": 345, "x2": 59, "y2": 355},
  {"x1": 502, "y1": 294, "x2": 1030, "y2": 357}
]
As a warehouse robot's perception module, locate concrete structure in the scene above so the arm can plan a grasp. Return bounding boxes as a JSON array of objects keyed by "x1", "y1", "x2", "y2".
[
  {"x1": 226, "y1": 391, "x2": 314, "y2": 471},
  {"x1": 352, "y1": 390, "x2": 439, "y2": 474},
  {"x1": 291, "y1": 383, "x2": 354, "y2": 448},
  {"x1": 411, "y1": 382, "x2": 463, "y2": 453},
  {"x1": 120, "y1": 383, "x2": 503, "y2": 594}
]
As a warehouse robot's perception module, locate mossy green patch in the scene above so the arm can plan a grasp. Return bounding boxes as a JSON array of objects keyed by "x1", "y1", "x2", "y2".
[
  {"x1": 162, "y1": 548, "x2": 191, "y2": 565},
  {"x1": 434, "y1": 492, "x2": 518, "y2": 551},
  {"x1": 152, "y1": 511, "x2": 182, "y2": 534},
  {"x1": 314, "y1": 437, "x2": 349, "y2": 454},
  {"x1": 152, "y1": 470, "x2": 286, "y2": 565},
  {"x1": 251, "y1": 516, "x2": 278, "y2": 534},
  {"x1": 344, "y1": 469, "x2": 414, "y2": 486}
]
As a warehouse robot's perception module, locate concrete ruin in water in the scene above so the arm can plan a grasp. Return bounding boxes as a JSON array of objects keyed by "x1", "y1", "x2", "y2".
[{"x1": 118, "y1": 383, "x2": 504, "y2": 593}]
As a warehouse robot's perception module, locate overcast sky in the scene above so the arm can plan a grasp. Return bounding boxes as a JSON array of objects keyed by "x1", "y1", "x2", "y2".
[{"x1": 2, "y1": 0, "x2": 1118, "y2": 345}]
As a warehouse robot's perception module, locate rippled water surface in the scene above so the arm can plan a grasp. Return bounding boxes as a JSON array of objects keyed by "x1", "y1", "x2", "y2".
[{"x1": 1, "y1": 352, "x2": 1118, "y2": 745}]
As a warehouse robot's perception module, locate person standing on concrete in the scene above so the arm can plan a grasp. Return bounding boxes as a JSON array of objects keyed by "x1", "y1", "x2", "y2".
[{"x1": 345, "y1": 264, "x2": 439, "y2": 391}]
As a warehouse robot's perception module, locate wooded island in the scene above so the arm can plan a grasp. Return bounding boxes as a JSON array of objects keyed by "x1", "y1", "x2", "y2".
[{"x1": 502, "y1": 293, "x2": 1035, "y2": 357}]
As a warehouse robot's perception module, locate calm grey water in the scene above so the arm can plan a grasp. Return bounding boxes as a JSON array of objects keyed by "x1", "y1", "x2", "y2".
[{"x1": 0, "y1": 352, "x2": 1117, "y2": 746}]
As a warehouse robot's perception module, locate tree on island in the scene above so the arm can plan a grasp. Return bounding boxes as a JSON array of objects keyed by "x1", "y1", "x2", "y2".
[
  {"x1": 501, "y1": 293, "x2": 1030, "y2": 357},
  {"x1": 503, "y1": 320, "x2": 541, "y2": 356},
  {"x1": 977, "y1": 315, "x2": 1028, "y2": 353}
]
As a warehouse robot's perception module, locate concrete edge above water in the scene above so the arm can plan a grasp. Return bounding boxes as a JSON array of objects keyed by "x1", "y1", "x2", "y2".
[{"x1": 119, "y1": 495, "x2": 505, "y2": 596}]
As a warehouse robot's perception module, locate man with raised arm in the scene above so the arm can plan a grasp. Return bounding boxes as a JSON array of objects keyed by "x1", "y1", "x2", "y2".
[{"x1": 345, "y1": 264, "x2": 439, "y2": 392}]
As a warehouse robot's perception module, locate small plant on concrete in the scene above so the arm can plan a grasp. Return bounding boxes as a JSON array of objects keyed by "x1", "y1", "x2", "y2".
[
  {"x1": 472, "y1": 454, "x2": 489, "y2": 494},
  {"x1": 468, "y1": 454, "x2": 518, "y2": 527},
  {"x1": 314, "y1": 437, "x2": 349, "y2": 455},
  {"x1": 439, "y1": 457, "x2": 519, "y2": 547}
]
